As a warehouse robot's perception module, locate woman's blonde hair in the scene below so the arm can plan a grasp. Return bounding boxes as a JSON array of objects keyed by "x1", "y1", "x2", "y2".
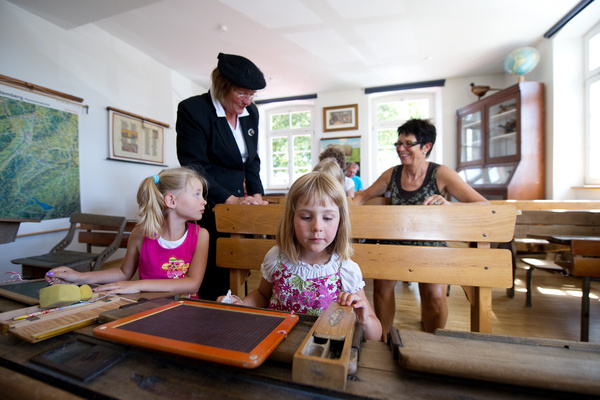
[
  {"x1": 136, "y1": 167, "x2": 207, "y2": 239},
  {"x1": 277, "y1": 171, "x2": 353, "y2": 263},
  {"x1": 313, "y1": 157, "x2": 345, "y2": 188}
]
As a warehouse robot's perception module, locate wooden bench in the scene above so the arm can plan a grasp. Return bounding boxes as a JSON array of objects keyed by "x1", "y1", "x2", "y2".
[
  {"x1": 215, "y1": 204, "x2": 517, "y2": 334},
  {"x1": 526, "y1": 238, "x2": 600, "y2": 342},
  {"x1": 567, "y1": 239, "x2": 600, "y2": 341},
  {"x1": 508, "y1": 210, "x2": 600, "y2": 306},
  {"x1": 490, "y1": 201, "x2": 600, "y2": 295},
  {"x1": 12, "y1": 214, "x2": 136, "y2": 279}
]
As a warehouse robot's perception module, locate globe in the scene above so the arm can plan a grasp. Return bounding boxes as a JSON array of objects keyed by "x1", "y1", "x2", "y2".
[{"x1": 504, "y1": 47, "x2": 540, "y2": 79}]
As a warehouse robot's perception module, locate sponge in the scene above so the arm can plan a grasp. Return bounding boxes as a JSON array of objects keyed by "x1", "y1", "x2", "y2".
[
  {"x1": 39, "y1": 284, "x2": 93, "y2": 309},
  {"x1": 80, "y1": 284, "x2": 93, "y2": 301}
]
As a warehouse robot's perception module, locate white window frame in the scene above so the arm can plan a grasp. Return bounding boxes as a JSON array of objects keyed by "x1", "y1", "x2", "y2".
[
  {"x1": 368, "y1": 92, "x2": 437, "y2": 183},
  {"x1": 264, "y1": 105, "x2": 314, "y2": 190},
  {"x1": 585, "y1": 21, "x2": 600, "y2": 184}
]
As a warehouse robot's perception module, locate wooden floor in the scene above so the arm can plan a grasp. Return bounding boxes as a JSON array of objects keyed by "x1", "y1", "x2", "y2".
[{"x1": 248, "y1": 259, "x2": 600, "y2": 343}]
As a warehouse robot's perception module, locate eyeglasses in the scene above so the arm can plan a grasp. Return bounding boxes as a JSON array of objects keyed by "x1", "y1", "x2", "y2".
[
  {"x1": 393, "y1": 141, "x2": 424, "y2": 148},
  {"x1": 236, "y1": 92, "x2": 257, "y2": 101}
]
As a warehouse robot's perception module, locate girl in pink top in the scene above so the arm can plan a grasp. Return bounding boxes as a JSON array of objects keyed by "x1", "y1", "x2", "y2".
[
  {"x1": 218, "y1": 172, "x2": 382, "y2": 341},
  {"x1": 45, "y1": 167, "x2": 209, "y2": 297}
]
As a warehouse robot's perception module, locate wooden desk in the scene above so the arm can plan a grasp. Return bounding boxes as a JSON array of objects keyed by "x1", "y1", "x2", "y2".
[
  {"x1": 0, "y1": 297, "x2": 597, "y2": 399},
  {"x1": 0, "y1": 218, "x2": 40, "y2": 244},
  {"x1": 527, "y1": 235, "x2": 600, "y2": 341},
  {"x1": 528, "y1": 235, "x2": 600, "y2": 246}
]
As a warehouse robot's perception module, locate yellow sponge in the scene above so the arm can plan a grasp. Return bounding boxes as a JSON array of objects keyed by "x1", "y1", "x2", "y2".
[
  {"x1": 39, "y1": 284, "x2": 89, "y2": 309},
  {"x1": 80, "y1": 284, "x2": 93, "y2": 301}
]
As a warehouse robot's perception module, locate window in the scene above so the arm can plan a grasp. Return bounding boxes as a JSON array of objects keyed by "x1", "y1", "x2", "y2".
[
  {"x1": 585, "y1": 22, "x2": 600, "y2": 184},
  {"x1": 265, "y1": 107, "x2": 313, "y2": 188},
  {"x1": 371, "y1": 94, "x2": 434, "y2": 177}
]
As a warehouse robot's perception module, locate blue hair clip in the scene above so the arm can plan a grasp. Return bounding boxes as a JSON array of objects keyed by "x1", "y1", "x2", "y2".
[{"x1": 152, "y1": 175, "x2": 159, "y2": 184}]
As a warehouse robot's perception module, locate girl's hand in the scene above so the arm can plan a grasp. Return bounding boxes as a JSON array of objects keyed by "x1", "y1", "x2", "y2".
[
  {"x1": 92, "y1": 281, "x2": 140, "y2": 295},
  {"x1": 337, "y1": 292, "x2": 370, "y2": 325},
  {"x1": 423, "y1": 195, "x2": 446, "y2": 206},
  {"x1": 217, "y1": 291, "x2": 243, "y2": 304},
  {"x1": 45, "y1": 267, "x2": 82, "y2": 285}
]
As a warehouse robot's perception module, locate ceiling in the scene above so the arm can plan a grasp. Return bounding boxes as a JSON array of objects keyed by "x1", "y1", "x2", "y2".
[{"x1": 8, "y1": 0, "x2": 593, "y2": 100}]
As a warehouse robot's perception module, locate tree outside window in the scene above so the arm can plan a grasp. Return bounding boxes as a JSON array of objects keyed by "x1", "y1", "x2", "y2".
[
  {"x1": 372, "y1": 96, "x2": 432, "y2": 176},
  {"x1": 266, "y1": 108, "x2": 313, "y2": 188}
]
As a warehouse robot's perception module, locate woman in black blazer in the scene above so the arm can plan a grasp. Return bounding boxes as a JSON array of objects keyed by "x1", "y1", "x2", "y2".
[{"x1": 176, "y1": 53, "x2": 267, "y2": 300}]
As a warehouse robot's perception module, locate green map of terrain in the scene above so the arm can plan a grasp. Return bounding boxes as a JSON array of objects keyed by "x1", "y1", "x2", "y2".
[{"x1": 0, "y1": 96, "x2": 80, "y2": 220}]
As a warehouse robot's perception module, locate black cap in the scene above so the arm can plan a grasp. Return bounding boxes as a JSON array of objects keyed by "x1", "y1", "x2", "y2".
[{"x1": 217, "y1": 53, "x2": 266, "y2": 90}]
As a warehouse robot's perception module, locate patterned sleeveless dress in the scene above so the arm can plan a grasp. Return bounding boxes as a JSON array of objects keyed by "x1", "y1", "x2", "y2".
[
  {"x1": 387, "y1": 162, "x2": 447, "y2": 247},
  {"x1": 261, "y1": 246, "x2": 365, "y2": 316}
]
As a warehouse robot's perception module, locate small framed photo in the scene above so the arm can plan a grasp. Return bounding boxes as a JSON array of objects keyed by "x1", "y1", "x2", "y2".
[
  {"x1": 323, "y1": 104, "x2": 358, "y2": 132},
  {"x1": 107, "y1": 107, "x2": 168, "y2": 166}
]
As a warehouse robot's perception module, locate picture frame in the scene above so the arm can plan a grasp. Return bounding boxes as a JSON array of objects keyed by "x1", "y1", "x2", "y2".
[
  {"x1": 319, "y1": 136, "x2": 360, "y2": 164},
  {"x1": 107, "y1": 107, "x2": 169, "y2": 166},
  {"x1": 323, "y1": 104, "x2": 358, "y2": 132}
]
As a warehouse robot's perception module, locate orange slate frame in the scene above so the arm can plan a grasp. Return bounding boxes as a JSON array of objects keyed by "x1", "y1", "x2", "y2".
[{"x1": 93, "y1": 300, "x2": 298, "y2": 369}]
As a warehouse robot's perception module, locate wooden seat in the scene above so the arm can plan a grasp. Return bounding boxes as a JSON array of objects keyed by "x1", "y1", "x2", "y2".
[
  {"x1": 522, "y1": 239, "x2": 600, "y2": 341},
  {"x1": 521, "y1": 255, "x2": 568, "y2": 307},
  {"x1": 215, "y1": 204, "x2": 517, "y2": 334},
  {"x1": 569, "y1": 239, "x2": 600, "y2": 341},
  {"x1": 11, "y1": 212, "x2": 127, "y2": 279},
  {"x1": 498, "y1": 208, "x2": 600, "y2": 298}
]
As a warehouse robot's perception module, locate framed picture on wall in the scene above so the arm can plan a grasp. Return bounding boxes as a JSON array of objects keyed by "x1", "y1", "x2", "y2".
[
  {"x1": 323, "y1": 104, "x2": 358, "y2": 132},
  {"x1": 108, "y1": 107, "x2": 169, "y2": 166},
  {"x1": 319, "y1": 136, "x2": 361, "y2": 164}
]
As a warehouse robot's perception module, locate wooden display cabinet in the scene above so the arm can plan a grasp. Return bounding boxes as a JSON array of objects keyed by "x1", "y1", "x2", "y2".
[{"x1": 456, "y1": 82, "x2": 545, "y2": 200}]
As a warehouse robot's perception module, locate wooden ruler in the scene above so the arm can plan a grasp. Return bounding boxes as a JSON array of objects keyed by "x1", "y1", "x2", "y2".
[{"x1": 2, "y1": 296, "x2": 136, "y2": 343}]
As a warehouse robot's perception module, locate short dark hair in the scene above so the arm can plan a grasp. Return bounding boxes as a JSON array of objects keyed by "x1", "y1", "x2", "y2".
[
  {"x1": 319, "y1": 146, "x2": 346, "y2": 169},
  {"x1": 397, "y1": 119, "x2": 436, "y2": 157}
]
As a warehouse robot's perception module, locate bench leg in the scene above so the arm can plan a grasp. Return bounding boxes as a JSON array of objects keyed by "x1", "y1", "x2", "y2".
[
  {"x1": 525, "y1": 266, "x2": 534, "y2": 307},
  {"x1": 581, "y1": 277, "x2": 590, "y2": 342},
  {"x1": 229, "y1": 269, "x2": 248, "y2": 298},
  {"x1": 498, "y1": 241, "x2": 516, "y2": 298},
  {"x1": 470, "y1": 287, "x2": 492, "y2": 333}
]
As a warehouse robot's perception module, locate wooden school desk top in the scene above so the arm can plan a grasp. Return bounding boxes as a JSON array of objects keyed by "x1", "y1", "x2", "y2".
[{"x1": 0, "y1": 296, "x2": 594, "y2": 399}]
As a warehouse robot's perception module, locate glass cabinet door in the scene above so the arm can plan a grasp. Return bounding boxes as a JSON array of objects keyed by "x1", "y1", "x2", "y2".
[
  {"x1": 488, "y1": 98, "x2": 518, "y2": 159},
  {"x1": 459, "y1": 110, "x2": 482, "y2": 164}
]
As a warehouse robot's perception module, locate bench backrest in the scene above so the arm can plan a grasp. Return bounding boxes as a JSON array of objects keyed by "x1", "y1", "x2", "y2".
[
  {"x1": 513, "y1": 210, "x2": 600, "y2": 238},
  {"x1": 78, "y1": 220, "x2": 136, "y2": 252},
  {"x1": 569, "y1": 239, "x2": 600, "y2": 277},
  {"x1": 215, "y1": 204, "x2": 517, "y2": 333},
  {"x1": 490, "y1": 200, "x2": 600, "y2": 211}
]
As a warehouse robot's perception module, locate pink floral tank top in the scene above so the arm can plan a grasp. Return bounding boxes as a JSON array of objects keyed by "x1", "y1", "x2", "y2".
[{"x1": 268, "y1": 253, "x2": 342, "y2": 316}]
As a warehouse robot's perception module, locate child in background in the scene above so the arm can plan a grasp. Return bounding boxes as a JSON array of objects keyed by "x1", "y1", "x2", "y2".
[
  {"x1": 45, "y1": 167, "x2": 209, "y2": 297},
  {"x1": 218, "y1": 172, "x2": 382, "y2": 341},
  {"x1": 313, "y1": 157, "x2": 346, "y2": 189}
]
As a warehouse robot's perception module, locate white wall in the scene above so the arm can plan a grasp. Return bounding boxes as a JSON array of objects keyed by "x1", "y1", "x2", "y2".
[{"x1": 0, "y1": 1, "x2": 205, "y2": 276}]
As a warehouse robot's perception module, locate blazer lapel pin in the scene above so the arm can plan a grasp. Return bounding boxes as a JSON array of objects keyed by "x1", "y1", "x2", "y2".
[{"x1": 247, "y1": 128, "x2": 255, "y2": 137}]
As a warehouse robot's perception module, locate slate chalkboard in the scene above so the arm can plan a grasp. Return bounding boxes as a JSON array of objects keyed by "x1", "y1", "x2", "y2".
[
  {"x1": 0, "y1": 279, "x2": 49, "y2": 305},
  {"x1": 94, "y1": 300, "x2": 299, "y2": 369}
]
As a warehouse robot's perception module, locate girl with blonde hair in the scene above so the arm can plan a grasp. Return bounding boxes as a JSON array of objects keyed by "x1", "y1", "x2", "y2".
[
  {"x1": 46, "y1": 167, "x2": 209, "y2": 298},
  {"x1": 218, "y1": 171, "x2": 381, "y2": 341}
]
